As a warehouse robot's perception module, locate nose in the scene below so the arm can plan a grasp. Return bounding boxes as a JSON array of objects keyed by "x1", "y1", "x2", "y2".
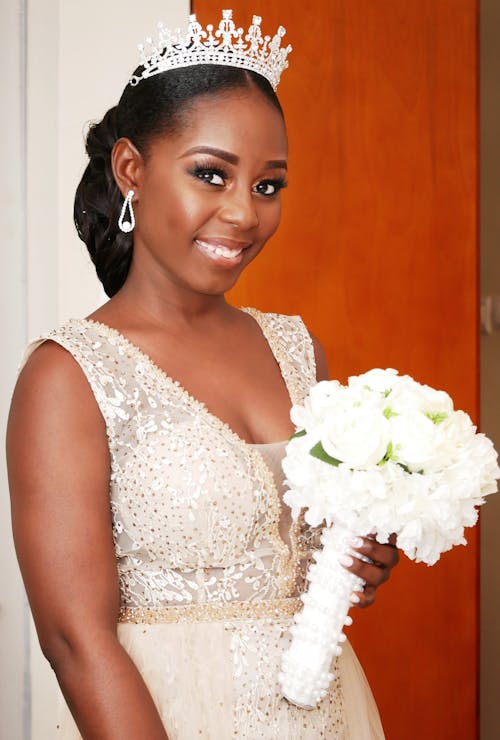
[{"x1": 219, "y1": 186, "x2": 259, "y2": 231}]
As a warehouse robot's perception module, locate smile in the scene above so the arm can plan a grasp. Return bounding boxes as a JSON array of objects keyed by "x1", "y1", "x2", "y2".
[{"x1": 194, "y1": 238, "x2": 249, "y2": 265}]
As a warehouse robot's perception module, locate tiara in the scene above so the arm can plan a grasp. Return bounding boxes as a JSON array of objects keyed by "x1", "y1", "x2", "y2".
[{"x1": 130, "y1": 9, "x2": 292, "y2": 91}]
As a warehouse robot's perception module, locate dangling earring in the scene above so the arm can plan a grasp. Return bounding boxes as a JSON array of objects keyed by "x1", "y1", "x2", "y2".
[{"x1": 118, "y1": 189, "x2": 135, "y2": 233}]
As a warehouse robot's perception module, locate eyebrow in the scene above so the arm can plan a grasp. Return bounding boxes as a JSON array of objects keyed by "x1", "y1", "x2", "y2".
[{"x1": 180, "y1": 145, "x2": 287, "y2": 170}]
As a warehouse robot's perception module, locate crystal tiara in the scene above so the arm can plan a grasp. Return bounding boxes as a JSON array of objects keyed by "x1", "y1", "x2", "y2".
[{"x1": 130, "y1": 9, "x2": 292, "y2": 91}]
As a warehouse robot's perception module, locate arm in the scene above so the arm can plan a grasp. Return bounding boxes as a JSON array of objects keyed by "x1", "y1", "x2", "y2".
[
  {"x1": 7, "y1": 342, "x2": 168, "y2": 739},
  {"x1": 309, "y1": 333, "x2": 399, "y2": 608}
]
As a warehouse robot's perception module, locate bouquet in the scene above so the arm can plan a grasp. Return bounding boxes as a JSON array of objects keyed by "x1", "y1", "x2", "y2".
[{"x1": 279, "y1": 368, "x2": 499, "y2": 709}]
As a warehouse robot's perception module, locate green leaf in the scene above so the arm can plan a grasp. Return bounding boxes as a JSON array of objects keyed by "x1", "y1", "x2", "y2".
[
  {"x1": 425, "y1": 412, "x2": 449, "y2": 425},
  {"x1": 378, "y1": 441, "x2": 393, "y2": 465},
  {"x1": 309, "y1": 442, "x2": 342, "y2": 467},
  {"x1": 397, "y1": 462, "x2": 412, "y2": 474},
  {"x1": 383, "y1": 407, "x2": 398, "y2": 419},
  {"x1": 396, "y1": 462, "x2": 424, "y2": 475},
  {"x1": 290, "y1": 429, "x2": 307, "y2": 440}
]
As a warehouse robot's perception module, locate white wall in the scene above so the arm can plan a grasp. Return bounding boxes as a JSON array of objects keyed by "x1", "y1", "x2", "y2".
[
  {"x1": 2, "y1": 2, "x2": 189, "y2": 738},
  {"x1": 0, "y1": 2, "x2": 29, "y2": 738}
]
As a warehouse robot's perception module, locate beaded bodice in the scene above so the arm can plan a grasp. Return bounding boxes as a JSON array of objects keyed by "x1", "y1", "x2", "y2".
[{"x1": 26, "y1": 308, "x2": 319, "y2": 611}]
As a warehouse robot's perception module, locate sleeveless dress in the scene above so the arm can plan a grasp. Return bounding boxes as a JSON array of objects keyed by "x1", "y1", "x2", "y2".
[{"x1": 23, "y1": 308, "x2": 384, "y2": 739}]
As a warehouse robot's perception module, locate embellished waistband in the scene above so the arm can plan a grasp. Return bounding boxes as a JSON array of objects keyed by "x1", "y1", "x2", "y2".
[{"x1": 118, "y1": 597, "x2": 302, "y2": 624}]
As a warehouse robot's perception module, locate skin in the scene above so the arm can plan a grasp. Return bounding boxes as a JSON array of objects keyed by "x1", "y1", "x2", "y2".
[{"x1": 7, "y1": 84, "x2": 398, "y2": 738}]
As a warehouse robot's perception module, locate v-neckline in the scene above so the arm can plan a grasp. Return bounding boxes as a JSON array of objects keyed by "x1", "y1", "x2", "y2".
[
  {"x1": 73, "y1": 307, "x2": 292, "y2": 450},
  {"x1": 70, "y1": 309, "x2": 301, "y2": 583}
]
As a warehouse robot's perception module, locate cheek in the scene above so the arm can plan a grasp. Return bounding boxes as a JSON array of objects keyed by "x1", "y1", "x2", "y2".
[
  {"x1": 140, "y1": 178, "x2": 210, "y2": 236},
  {"x1": 165, "y1": 198, "x2": 203, "y2": 234},
  {"x1": 259, "y1": 200, "x2": 282, "y2": 241}
]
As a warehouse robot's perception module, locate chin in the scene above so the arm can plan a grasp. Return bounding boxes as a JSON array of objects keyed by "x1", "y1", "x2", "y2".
[
  {"x1": 197, "y1": 274, "x2": 241, "y2": 297},
  {"x1": 196, "y1": 255, "x2": 256, "y2": 295}
]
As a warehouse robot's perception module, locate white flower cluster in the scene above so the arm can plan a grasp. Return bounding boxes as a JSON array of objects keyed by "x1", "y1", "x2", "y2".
[{"x1": 283, "y1": 369, "x2": 500, "y2": 565}]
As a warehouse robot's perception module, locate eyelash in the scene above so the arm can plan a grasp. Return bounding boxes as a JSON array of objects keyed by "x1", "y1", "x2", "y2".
[{"x1": 188, "y1": 160, "x2": 288, "y2": 197}]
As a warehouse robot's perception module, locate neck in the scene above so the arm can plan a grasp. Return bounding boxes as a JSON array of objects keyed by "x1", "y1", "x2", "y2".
[{"x1": 109, "y1": 262, "x2": 233, "y2": 330}]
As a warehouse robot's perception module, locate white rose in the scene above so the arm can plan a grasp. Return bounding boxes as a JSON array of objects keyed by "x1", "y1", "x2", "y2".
[
  {"x1": 389, "y1": 410, "x2": 437, "y2": 472},
  {"x1": 433, "y1": 410, "x2": 475, "y2": 464},
  {"x1": 283, "y1": 435, "x2": 317, "y2": 486},
  {"x1": 290, "y1": 380, "x2": 342, "y2": 435},
  {"x1": 390, "y1": 380, "x2": 453, "y2": 421},
  {"x1": 436, "y1": 417, "x2": 500, "y2": 492},
  {"x1": 348, "y1": 368, "x2": 400, "y2": 394},
  {"x1": 320, "y1": 404, "x2": 391, "y2": 469}
]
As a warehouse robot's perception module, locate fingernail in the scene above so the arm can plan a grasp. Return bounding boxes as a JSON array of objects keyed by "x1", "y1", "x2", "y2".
[
  {"x1": 350, "y1": 593, "x2": 361, "y2": 604},
  {"x1": 339, "y1": 554, "x2": 354, "y2": 567},
  {"x1": 349, "y1": 537, "x2": 364, "y2": 548}
]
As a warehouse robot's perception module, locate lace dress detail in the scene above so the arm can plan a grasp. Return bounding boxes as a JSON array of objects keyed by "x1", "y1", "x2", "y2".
[{"x1": 24, "y1": 308, "x2": 384, "y2": 739}]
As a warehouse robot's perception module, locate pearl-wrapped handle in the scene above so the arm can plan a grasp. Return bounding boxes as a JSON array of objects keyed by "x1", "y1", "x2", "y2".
[{"x1": 279, "y1": 523, "x2": 365, "y2": 709}]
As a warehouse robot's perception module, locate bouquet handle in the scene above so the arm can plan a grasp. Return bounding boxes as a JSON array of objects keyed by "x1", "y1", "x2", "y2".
[{"x1": 280, "y1": 523, "x2": 365, "y2": 709}]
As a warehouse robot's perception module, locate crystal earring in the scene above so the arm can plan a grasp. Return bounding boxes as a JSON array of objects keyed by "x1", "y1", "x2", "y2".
[{"x1": 118, "y1": 189, "x2": 135, "y2": 233}]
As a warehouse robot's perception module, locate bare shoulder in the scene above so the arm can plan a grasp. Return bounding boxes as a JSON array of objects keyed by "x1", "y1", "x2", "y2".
[
  {"x1": 8, "y1": 337, "x2": 109, "y2": 509},
  {"x1": 7, "y1": 338, "x2": 109, "y2": 513},
  {"x1": 308, "y1": 331, "x2": 329, "y2": 382},
  {"x1": 11, "y1": 339, "x2": 105, "y2": 431},
  {"x1": 15, "y1": 337, "x2": 93, "y2": 392}
]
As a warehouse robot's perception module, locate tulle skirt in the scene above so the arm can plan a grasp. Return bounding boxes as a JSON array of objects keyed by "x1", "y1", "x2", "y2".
[{"x1": 56, "y1": 615, "x2": 384, "y2": 739}]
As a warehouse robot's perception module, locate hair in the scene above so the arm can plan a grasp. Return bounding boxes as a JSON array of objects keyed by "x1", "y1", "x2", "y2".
[{"x1": 74, "y1": 65, "x2": 284, "y2": 297}]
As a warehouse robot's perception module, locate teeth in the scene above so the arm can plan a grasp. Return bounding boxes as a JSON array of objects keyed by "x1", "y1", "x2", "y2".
[{"x1": 196, "y1": 240, "x2": 243, "y2": 259}]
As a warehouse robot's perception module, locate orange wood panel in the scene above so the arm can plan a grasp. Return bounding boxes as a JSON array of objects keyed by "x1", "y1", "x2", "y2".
[{"x1": 194, "y1": 2, "x2": 479, "y2": 737}]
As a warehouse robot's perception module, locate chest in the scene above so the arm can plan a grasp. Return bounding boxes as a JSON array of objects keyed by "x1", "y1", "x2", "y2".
[
  {"x1": 120, "y1": 320, "x2": 296, "y2": 444},
  {"x1": 109, "y1": 381, "x2": 284, "y2": 567}
]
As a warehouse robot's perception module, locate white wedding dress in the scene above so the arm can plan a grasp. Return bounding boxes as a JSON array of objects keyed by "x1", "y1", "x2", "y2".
[{"x1": 24, "y1": 308, "x2": 384, "y2": 739}]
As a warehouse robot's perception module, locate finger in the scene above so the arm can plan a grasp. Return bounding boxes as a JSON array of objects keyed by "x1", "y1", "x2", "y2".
[
  {"x1": 350, "y1": 586, "x2": 376, "y2": 610},
  {"x1": 341, "y1": 555, "x2": 390, "y2": 588},
  {"x1": 365, "y1": 531, "x2": 398, "y2": 548},
  {"x1": 349, "y1": 536, "x2": 399, "y2": 569}
]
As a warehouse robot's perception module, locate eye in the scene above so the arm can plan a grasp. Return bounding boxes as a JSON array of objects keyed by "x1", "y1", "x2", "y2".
[
  {"x1": 254, "y1": 178, "x2": 288, "y2": 197},
  {"x1": 191, "y1": 166, "x2": 226, "y2": 187}
]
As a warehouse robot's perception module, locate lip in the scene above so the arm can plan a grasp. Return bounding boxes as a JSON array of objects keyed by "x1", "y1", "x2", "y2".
[
  {"x1": 194, "y1": 236, "x2": 252, "y2": 268},
  {"x1": 195, "y1": 236, "x2": 252, "y2": 250}
]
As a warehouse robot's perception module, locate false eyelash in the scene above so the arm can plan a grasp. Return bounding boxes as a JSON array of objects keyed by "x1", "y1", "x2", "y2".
[
  {"x1": 188, "y1": 158, "x2": 288, "y2": 194},
  {"x1": 261, "y1": 176, "x2": 288, "y2": 191},
  {"x1": 189, "y1": 158, "x2": 228, "y2": 182}
]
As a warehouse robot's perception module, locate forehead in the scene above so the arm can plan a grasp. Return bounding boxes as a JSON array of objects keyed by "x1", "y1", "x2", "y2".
[{"x1": 159, "y1": 87, "x2": 288, "y2": 161}]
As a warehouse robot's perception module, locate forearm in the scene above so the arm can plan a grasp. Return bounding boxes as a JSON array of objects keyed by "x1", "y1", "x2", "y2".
[{"x1": 47, "y1": 631, "x2": 168, "y2": 740}]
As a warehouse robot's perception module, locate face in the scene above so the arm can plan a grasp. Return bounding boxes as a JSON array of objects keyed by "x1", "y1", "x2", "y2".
[{"x1": 124, "y1": 86, "x2": 288, "y2": 296}]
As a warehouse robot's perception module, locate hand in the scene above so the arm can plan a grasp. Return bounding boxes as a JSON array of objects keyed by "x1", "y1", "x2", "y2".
[{"x1": 341, "y1": 534, "x2": 399, "y2": 609}]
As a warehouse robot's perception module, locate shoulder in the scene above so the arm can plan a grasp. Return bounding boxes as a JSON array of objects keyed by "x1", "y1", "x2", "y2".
[
  {"x1": 244, "y1": 306, "x2": 309, "y2": 338},
  {"x1": 13, "y1": 323, "x2": 106, "y2": 433},
  {"x1": 19, "y1": 319, "x2": 93, "y2": 371},
  {"x1": 18, "y1": 320, "x2": 93, "y2": 389},
  {"x1": 18, "y1": 318, "x2": 123, "y2": 398},
  {"x1": 8, "y1": 326, "x2": 109, "y2": 510},
  {"x1": 245, "y1": 308, "x2": 328, "y2": 382},
  {"x1": 13, "y1": 347, "x2": 100, "y2": 417}
]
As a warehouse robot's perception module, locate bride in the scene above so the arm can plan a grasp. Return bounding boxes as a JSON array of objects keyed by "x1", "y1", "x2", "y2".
[{"x1": 7, "y1": 10, "x2": 398, "y2": 739}]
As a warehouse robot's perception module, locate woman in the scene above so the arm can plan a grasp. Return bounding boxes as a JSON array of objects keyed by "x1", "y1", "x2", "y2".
[{"x1": 7, "y1": 11, "x2": 398, "y2": 739}]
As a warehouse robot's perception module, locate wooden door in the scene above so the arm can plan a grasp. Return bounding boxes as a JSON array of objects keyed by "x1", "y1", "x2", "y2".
[{"x1": 193, "y1": 2, "x2": 479, "y2": 737}]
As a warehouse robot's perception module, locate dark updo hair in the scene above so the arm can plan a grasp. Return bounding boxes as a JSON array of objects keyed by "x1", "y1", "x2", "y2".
[{"x1": 74, "y1": 65, "x2": 284, "y2": 297}]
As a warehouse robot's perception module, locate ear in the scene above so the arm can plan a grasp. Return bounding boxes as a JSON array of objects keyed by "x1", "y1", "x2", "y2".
[{"x1": 111, "y1": 138, "x2": 144, "y2": 198}]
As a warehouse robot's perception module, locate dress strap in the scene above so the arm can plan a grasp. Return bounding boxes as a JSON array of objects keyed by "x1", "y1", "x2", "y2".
[
  {"x1": 19, "y1": 321, "x2": 128, "y2": 435},
  {"x1": 241, "y1": 308, "x2": 317, "y2": 406}
]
